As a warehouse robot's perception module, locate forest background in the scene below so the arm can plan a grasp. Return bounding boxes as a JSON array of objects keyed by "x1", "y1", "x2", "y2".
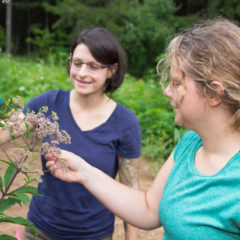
[{"x1": 0, "y1": 0, "x2": 240, "y2": 167}]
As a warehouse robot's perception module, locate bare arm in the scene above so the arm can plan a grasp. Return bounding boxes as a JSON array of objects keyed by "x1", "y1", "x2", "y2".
[
  {"x1": 46, "y1": 150, "x2": 174, "y2": 230},
  {"x1": 118, "y1": 156, "x2": 140, "y2": 240}
]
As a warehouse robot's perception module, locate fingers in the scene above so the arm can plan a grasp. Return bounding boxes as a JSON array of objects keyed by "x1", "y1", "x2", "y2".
[
  {"x1": 45, "y1": 152, "x2": 58, "y2": 161},
  {"x1": 46, "y1": 160, "x2": 56, "y2": 170}
]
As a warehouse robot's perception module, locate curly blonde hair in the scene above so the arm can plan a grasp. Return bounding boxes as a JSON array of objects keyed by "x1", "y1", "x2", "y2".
[{"x1": 158, "y1": 18, "x2": 240, "y2": 131}]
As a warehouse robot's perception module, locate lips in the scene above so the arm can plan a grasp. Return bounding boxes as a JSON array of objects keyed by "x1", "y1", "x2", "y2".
[
  {"x1": 75, "y1": 79, "x2": 92, "y2": 88},
  {"x1": 76, "y1": 79, "x2": 91, "y2": 84}
]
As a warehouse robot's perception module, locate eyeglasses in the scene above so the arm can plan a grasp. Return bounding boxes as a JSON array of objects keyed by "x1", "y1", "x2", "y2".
[{"x1": 68, "y1": 57, "x2": 110, "y2": 72}]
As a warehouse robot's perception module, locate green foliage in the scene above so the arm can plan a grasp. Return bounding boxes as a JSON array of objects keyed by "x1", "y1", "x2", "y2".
[
  {"x1": 26, "y1": 26, "x2": 55, "y2": 58},
  {"x1": 42, "y1": 0, "x2": 177, "y2": 76},
  {"x1": 0, "y1": 234, "x2": 16, "y2": 240},
  {"x1": 2, "y1": 0, "x2": 240, "y2": 78},
  {"x1": 203, "y1": 0, "x2": 240, "y2": 21},
  {"x1": 0, "y1": 54, "x2": 72, "y2": 104},
  {"x1": 26, "y1": 25, "x2": 69, "y2": 65},
  {"x1": 0, "y1": 97, "x2": 22, "y2": 119},
  {"x1": 120, "y1": 0, "x2": 176, "y2": 76},
  {"x1": 113, "y1": 76, "x2": 186, "y2": 162}
]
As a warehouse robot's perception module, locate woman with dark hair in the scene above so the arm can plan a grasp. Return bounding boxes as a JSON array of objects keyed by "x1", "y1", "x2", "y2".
[{"x1": 21, "y1": 28, "x2": 141, "y2": 240}]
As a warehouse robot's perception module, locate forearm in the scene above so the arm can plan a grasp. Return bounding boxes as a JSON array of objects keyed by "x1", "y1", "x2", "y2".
[
  {"x1": 124, "y1": 223, "x2": 139, "y2": 240},
  {"x1": 46, "y1": 151, "x2": 161, "y2": 229},
  {"x1": 83, "y1": 163, "x2": 159, "y2": 230},
  {"x1": 0, "y1": 127, "x2": 12, "y2": 145}
]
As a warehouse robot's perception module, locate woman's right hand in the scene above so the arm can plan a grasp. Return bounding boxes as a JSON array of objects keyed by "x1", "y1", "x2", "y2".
[{"x1": 45, "y1": 150, "x2": 88, "y2": 183}]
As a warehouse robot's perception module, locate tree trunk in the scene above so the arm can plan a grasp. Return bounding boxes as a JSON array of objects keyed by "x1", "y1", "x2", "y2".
[{"x1": 6, "y1": 0, "x2": 12, "y2": 55}]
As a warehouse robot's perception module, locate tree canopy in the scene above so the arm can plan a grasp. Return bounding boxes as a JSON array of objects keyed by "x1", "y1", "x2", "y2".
[{"x1": 0, "y1": 0, "x2": 239, "y2": 76}]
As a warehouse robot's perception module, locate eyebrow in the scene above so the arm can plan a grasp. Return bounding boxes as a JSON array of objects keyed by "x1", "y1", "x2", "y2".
[{"x1": 72, "y1": 58, "x2": 101, "y2": 65}]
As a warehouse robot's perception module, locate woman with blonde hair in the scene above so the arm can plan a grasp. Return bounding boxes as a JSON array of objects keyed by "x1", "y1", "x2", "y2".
[{"x1": 46, "y1": 18, "x2": 240, "y2": 239}]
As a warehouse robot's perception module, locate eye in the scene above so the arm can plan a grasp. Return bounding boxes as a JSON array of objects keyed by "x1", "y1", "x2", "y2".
[
  {"x1": 170, "y1": 78, "x2": 181, "y2": 88},
  {"x1": 173, "y1": 81, "x2": 181, "y2": 87},
  {"x1": 88, "y1": 63, "x2": 100, "y2": 71},
  {"x1": 73, "y1": 61, "x2": 83, "y2": 68}
]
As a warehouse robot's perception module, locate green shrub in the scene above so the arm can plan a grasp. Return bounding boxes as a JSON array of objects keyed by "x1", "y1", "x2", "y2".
[
  {"x1": 113, "y1": 76, "x2": 186, "y2": 162},
  {"x1": 0, "y1": 54, "x2": 72, "y2": 104}
]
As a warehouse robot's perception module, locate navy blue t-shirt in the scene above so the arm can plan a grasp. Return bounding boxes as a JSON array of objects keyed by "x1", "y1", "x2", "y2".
[{"x1": 23, "y1": 89, "x2": 141, "y2": 240}]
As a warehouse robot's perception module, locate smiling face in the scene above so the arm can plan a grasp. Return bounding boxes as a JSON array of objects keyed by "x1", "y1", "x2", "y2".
[
  {"x1": 164, "y1": 58, "x2": 207, "y2": 130},
  {"x1": 69, "y1": 44, "x2": 113, "y2": 97}
]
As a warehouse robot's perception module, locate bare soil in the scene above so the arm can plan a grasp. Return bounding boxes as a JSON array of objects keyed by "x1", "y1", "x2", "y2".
[{"x1": 0, "y1": 140, "x2": 164, "y2": 239}]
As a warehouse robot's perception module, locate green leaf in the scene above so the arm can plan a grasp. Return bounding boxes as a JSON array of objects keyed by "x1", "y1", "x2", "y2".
[
  {"x1": 0, "y1": 216, "x2": 38, "y2": 234},
  {"x1": 25, "y1": 122, "x2": 30, "y2": 138},
  {"x1": 0, "y1": 176, "x2": 3, "y2": 193},
  {"x1": 0, "y1": 198, "x2": 21, "y2": 212},
  {"x1": 4, "y1": 165, "x2": 17, "y2": 191},
  {"x1": 11, "y1": 134, "x2": 16, "y2": 140},
  {"x1": 0, "y1": 159, "x2": 17, "y2": 168},
  {"x1": 14, "y1": 193, "x2": 30, "y2": 204},
  {"x1": 0, "y1": 234, "x2": 16, "y2": 240},
  {"x1": 12, "y1": 186, "x2": 40, "y2": 196}
]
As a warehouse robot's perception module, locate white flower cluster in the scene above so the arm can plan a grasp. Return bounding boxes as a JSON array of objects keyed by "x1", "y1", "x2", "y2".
[
  {"x1": 2, "y1": 99, "x2": 71, "y2": 177},
  {"x1": 2, "y1": 0, "x2": 10, "y2": 3}
]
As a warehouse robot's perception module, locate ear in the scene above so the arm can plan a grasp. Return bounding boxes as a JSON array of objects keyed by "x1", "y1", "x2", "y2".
[
  {"x1": 107, "y1": 63, "x2": 118, "y2": 79},
  {"x1": 206, "y1": 81, "x2": 225, "y2": 107}
]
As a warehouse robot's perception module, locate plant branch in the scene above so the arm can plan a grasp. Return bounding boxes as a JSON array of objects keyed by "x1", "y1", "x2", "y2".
[{"x1": 0, "y1": 168, "x2": 19, "y2": 204}]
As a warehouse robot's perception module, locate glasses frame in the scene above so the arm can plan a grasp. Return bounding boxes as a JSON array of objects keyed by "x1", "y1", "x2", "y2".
[{"x1": 68, "y1": 57, "x2": 110, "y2": 73}]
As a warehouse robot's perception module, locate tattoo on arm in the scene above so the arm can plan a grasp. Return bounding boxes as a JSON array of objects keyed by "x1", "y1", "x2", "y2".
[
  {"x1": 118, "y1": 156, "x2": 139, "y2": 188},
  {"x1": 118, "y1": 157, "x2": 140, "y2": 238}
]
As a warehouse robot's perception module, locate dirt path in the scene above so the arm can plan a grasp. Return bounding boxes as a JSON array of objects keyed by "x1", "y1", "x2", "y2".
[{"x1": 0, "y1": 141, "x2": 164, "y2": 239}]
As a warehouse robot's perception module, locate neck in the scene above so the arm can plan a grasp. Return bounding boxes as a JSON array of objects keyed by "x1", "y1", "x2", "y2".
[
  {"x1": 71, "y1": 89, "x2": 109, "y2": 110},
  {"x1": 193, "y1": 106, "x2": 240, "y2": 155},
  {"x1": 201, "y1": 128, "x2": 239, "y2": 153}
]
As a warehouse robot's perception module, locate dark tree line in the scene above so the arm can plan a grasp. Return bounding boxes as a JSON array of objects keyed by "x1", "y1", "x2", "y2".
[{"x1": 1, "y1": 0, "x2": 240, "y2": 76}]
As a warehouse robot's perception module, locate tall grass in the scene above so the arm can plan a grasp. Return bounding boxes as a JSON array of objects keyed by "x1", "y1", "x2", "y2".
[{"x1": 0, "y1": 54, "x2": 185, "y2": 163}]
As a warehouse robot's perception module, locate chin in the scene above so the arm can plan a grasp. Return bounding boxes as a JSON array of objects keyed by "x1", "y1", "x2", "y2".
[{"x1": 174, "y1": 117, "x2": 182, "y2": 126}]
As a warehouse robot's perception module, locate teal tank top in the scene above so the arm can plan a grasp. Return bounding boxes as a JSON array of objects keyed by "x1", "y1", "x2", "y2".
[{"x1": 159, "y1": 131, "x2": 240, "y2": 240}]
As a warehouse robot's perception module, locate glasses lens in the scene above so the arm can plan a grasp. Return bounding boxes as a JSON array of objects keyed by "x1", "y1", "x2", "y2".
[{"x1": 69, "y1": 58, "x2": 109, "y2": 72}]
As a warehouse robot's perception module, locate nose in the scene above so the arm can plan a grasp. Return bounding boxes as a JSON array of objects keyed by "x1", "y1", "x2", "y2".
[
  {"x1": 163, "y1": 83, "x2": 172, "y2": 99},
  {"x1": 76, "y1": 64, "x2": 88, "y2": 77}
]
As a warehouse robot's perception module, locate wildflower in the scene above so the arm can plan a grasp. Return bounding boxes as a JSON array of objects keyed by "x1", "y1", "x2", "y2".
[
  {"x1": 0, "y1": 96, "x2": 71, "y2": 238},
  {"x1": 2, "y1": 98, "x2": 71, "y2": 175},
  {"x1": 19, "y1": 86, "x2": 25, "y2": 91},
  {"x1": 9, "y1": 147, "x2": 30, "y2": 167},
  {"x1": 5, "y1": 108, "x2": 25, "y2": 135},
  {"x1": 11, "y1": 96, "x2": 24, "y2": 108},
  {"x1": 51, "y1": 111, "x2": 59, "y2": 121}
]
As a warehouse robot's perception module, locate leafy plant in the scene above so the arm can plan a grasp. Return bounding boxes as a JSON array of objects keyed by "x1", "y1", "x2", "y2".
[
  {"x1": 0, "y1": 54, "x2": 72, "y2": 104},
  {"x1": 0, "y1": 96, "x2": 71, "y2": 239}
]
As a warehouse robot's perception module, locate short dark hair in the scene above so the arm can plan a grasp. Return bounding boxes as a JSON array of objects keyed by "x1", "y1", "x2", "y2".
[{"x1": 68, "y1": 27, "x2": 127, "y2": 93}]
